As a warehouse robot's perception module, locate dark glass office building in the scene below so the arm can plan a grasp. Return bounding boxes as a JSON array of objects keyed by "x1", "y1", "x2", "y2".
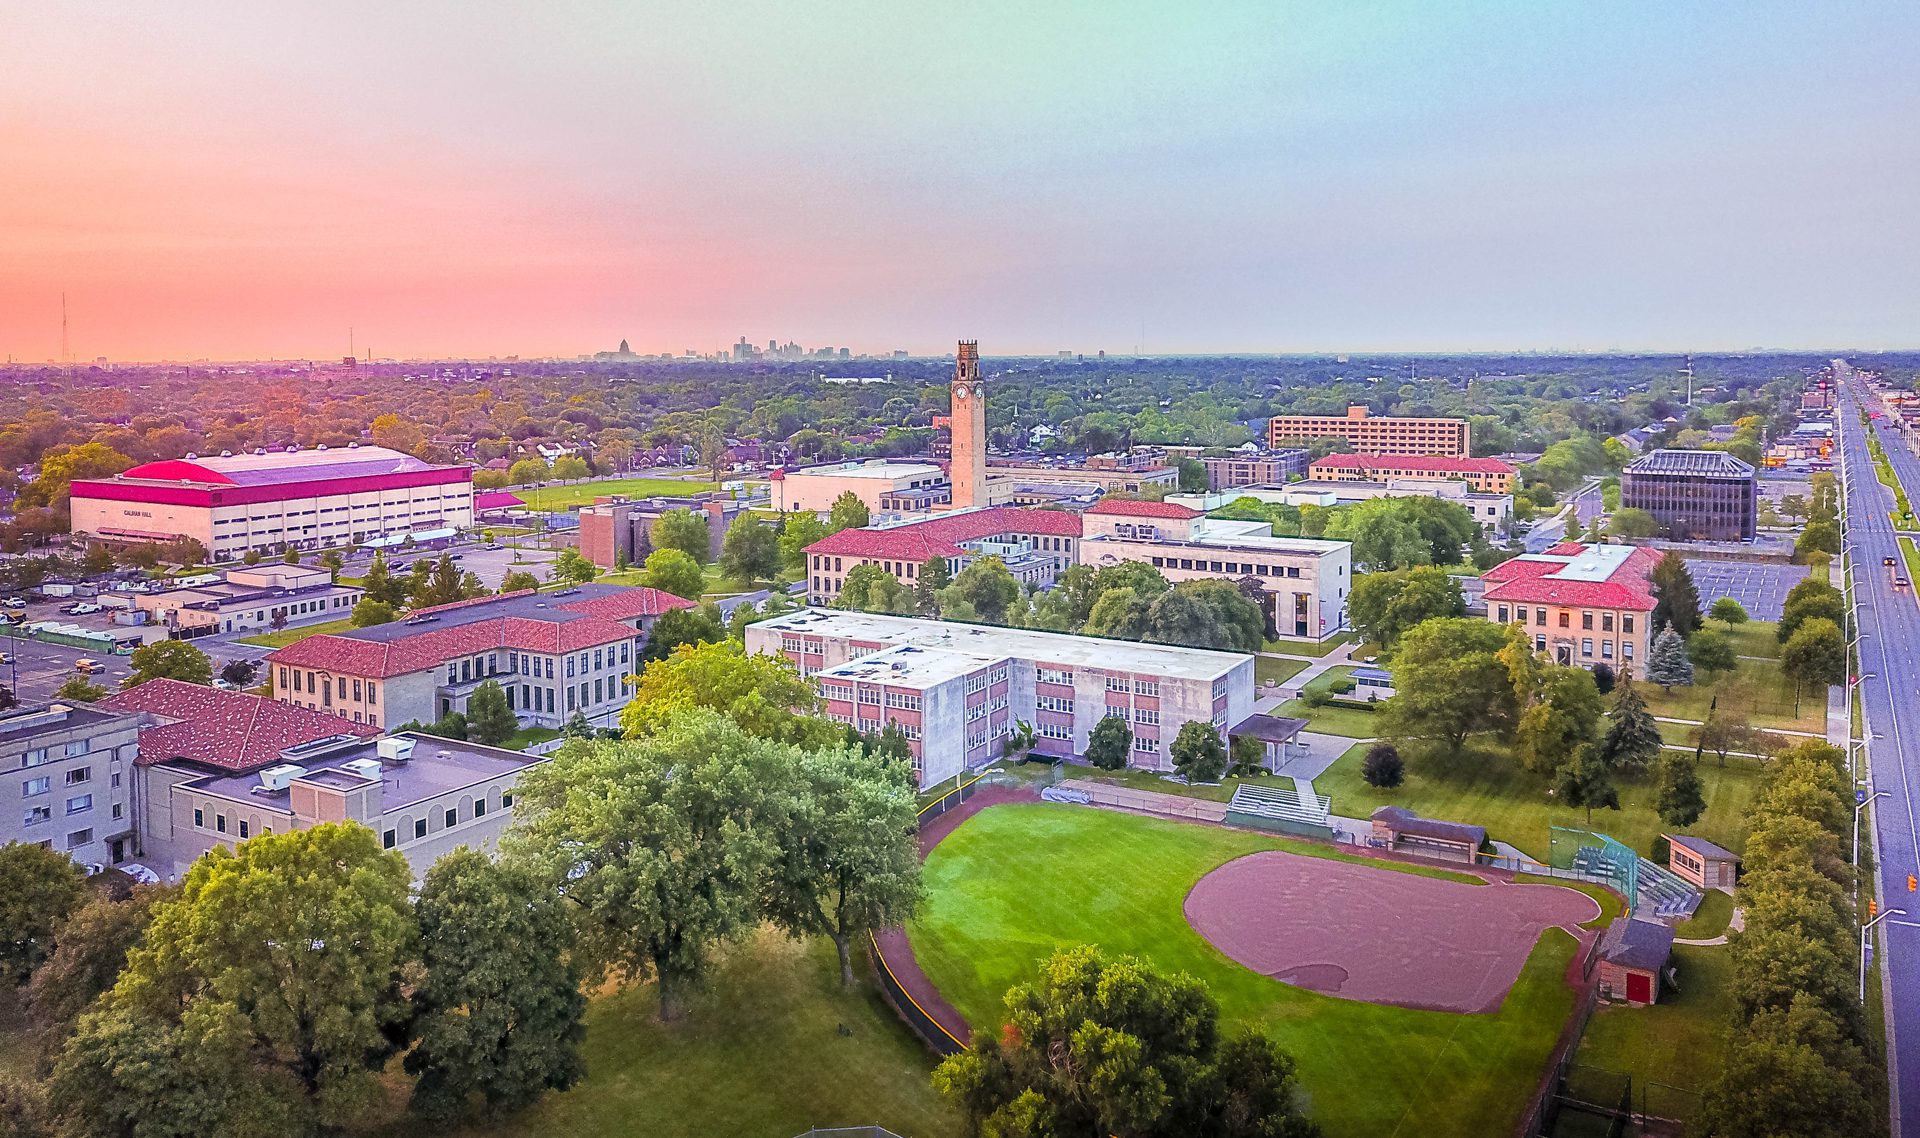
[{"x1": 1620, "y1": 450, "x2": 1757, "y2": 541}]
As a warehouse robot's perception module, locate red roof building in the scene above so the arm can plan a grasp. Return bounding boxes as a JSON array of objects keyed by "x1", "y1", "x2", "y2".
[
  {"x1": 1482, "y1": 543, "x2": 1661, "y2": 676},
  {"x1": 1308, "y1": 453, "x2": 1518, "y2": 494},
  {"x1": 264, "y1": 584, "x2": 691, "y2": 732},
  {"x1": 804, "y1": 507, "x2": 1082, "y2": 604},
  {"x1": 1083, "y1": 498, "x2": 1203, "y2": 520},
  {"x1": 104, "y1": 679, "x2": 376, "y2": 774}
]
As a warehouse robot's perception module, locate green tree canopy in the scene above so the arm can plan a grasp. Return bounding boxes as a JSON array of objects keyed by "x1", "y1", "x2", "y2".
[
  {"x1": 1347, "y1": 566, "x2": 1466, "y2": 647},
  {"x1": 1596, "y1": 677, "x2": 1664, "y2": 775},
  {"x1": 1686, "y1": 626, "x2": 1737, "y2": 677},
  {"x1": 1170, "y1": 721, "x2": 1228, "y2": 783},
  {"x1": 1554, "y1": 745, "x2": 1620, "y2": 824},
  {"x1": 719, "y1": 514, "x2": 781, "y2": 587},
  {"x1": 1655, "y1": 752, "x2": 1706, "y2": 827},
  {"x1": 1514, "y1": 665, "x2": 1604, "y2": 777},
  {"x1": 1650, "y1": 552, "x2": 1702, "y2": 638},
  {"x1": 350, "y1": 596, "x2": 396, "y2": 628},
  {"x1": 640, "y1": 547, "x2": 706, "y2": 600},
  {"x1": 1382, "y1": 618, "x2": 1518, "y2": 755},
  {"x1": 835, "y1": 564, "x2": 914, "y2": 615},
  {"x1": 0, "y1": 841, "x2": 89, "y2": 984},
  {"x1": 638, "y1": 604, "x2": 726, "y2": 663},
  {"x1": 553, "y1": 546, "x2": 601, "y2": 585},
  {"x1": 122, "y1": 639, "x2": 212, "y2": 689},
  {"x1": 1087, "y1": 715, "x2": 1133, "y2": 771},
  {"x1": 1709, "y1": 597, "x2": 1749, "y2": 624},
  {"x1": 620, "y1": 639, "x2": 832, "y2": 746},
  {"x1": 464, "y1": 679, "x2": 518, "y2": 746},
  {"x1": 777, "y1": 512, "x2": 831, "y2": 569},
  {"x1": 1781, "y1": 617, "x2": 1846, "y2": 692},
  {"x1": 653, "y1": 508, "x2": 712, "y2": 564},
  {"x1": 940, "y1": 556, "x2": 1023, "y2": 624},
  {"x1": 1645, "y1": 626, "x2": 1695, "y2": 692},
  {"x1": 827, "y1": 491, "x2": 870, "y2": 533}
]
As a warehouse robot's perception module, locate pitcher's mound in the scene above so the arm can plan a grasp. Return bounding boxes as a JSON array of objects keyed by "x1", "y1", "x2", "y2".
[{"x1": 1185, "y1": 851, "x2": 1598, "y2": 1013}]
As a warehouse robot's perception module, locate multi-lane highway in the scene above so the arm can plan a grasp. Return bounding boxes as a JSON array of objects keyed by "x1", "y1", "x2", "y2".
[{"x1": 1832, "y1": 362, "x2": 1920, "y2": 1133}]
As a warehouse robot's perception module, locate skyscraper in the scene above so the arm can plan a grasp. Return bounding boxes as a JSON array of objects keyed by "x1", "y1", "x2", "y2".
[{"x1": 950, "y1": 340, "x2": 986, "y2": 508}]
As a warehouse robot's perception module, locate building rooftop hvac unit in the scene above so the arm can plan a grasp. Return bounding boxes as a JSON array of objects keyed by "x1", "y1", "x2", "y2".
[
  {"x1": 256, "y1": 763, "x2": 307, "y2": 792},
  {"x1": 376, "y1": 737, "x2": 416, "y2": 763},
  {"x1": 342, "y1": 758, "x2": 385, "y2": 782}
]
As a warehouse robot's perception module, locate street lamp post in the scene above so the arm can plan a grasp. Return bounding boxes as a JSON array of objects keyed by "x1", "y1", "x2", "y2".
[
  {"x1": 1862, "y1": 906, "x2": 1905, "y2": 1004},
  {"x1": 1854, "y1": 788, "x2": 1888, "y2": 911}
]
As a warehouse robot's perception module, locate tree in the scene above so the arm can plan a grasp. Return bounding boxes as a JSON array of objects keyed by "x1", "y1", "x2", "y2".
[
  {"x1": 932, "y1": 946, "x2": 1316, "y2": 1138},
  {"x1": 1555, "y1": 745, "x2": 1620, "y2": 824},
  {"x1": 553, "y1": 546, "x2": 600, "y2": 585},
  {"x1": 940, "y1": 556, "x2": 1022, "y2": 624},
  {"x1": 219, "y1": 659, "x2": 257, "y2": 687},
  {"x1": 500, "y1": 568, "x2": 543, "y2": 594},
  {"x1": 16, "y1": 442, "x2": 135, "y2": 510},
  {"x1": 26, "y1": 887, "x2": 165, "y2": 1035},
  {"x1": 719, "y1": 514, "x2": 780, "y2": 587},
  {"x1": 1590, "y1": 660, "x2": 1616, "y2": 695},
  {"x1": 1515, "y1": 666, "x2": 1604, "y2": 776},
  {"x1": 640, "y1": 547, "x2": 705, "y2": 600},
  {"x1": 507, "y1": 712, "x2": 780, "y2": 1020},
  {"x1": 350, "y1": 597, "x2": 396, "y2": 627},
  {"x1": 1362, "y1": 743, "x2": 1404, "y2": 788},
  {"x1": 1656, "y1": 752, "x2": 1706, "y2": 827},
  {"x1": 777, "y1": 512, "x2": 830, "y2": 569},
  {"x1": 1710, "y1": 597, "x2": 1749, "y2": 624},
  {"x1": 762, "y1": 746, "x2": 923, "y2": 988},
  {"x1": 652, "y1": 508, "x2": 712, "y2": 564},
  {"x1": 1781, "y1": 617, "x2": 1846, "y2": 694},
  {"x1": 361, "y1": 549, "x2": 402, "y2": 606},
  {"x1": 283, "y1": 545, "x2": 302, "y2": 565},
  {"x1": 1228, "y1": 734, "x2": 1266, "y2": 778},
  {"x1": 465, "y1": 679, "x2": 519, "y2": 746},
  {"x1": 1381, "y1": 618, "x2": 1518, "y2": 756},
  {"x1": 54, "y1": 676, "x2": 107, "y2": 702},
  {"x1": 1347, "y1": 567, "x2": 1465, "y2": 647},
  {"x1": 1608, "y1": 507, "x2": 1659, "y2": 539},
  {"x1": 620, "y1": 640, "x2": 832, "y2": 747},
  {"x1": 1694, "y1": 701, "x2": 1760, "y2": 766},
  {"x1": 1650, "y1": 552, "x2": 1702, "y2": 638},
  {"x1": 1171, "y1": 721, "x2": 1228, "y2": 783},
  {"x1": 1778, "y1": 585, "x2": 1844, "y2": 643},
  {"x1": 1687, "y1": 626, "x2": 1737, "y2": 678},
  {"x1": 1001, "y1": 719, "x2": 1038, "y2": 763},
  {"x1": 369, "y1": 412, "x2": 427, "y2": 456},
  {"x1": 835, "y1": 564, "x2": 913, "y2": 614},
  {"x1": 121, "y1": 639, "x2": 212, "y2": 689},
  {"x1": 406, "y1": 850, "x2": 586, "y2": 1124},
  {"x1": 1645, "y1": 626, "x2": 1695, "y2": 692},
  {"x1": 1596, "y1": 678, "x2": 1663, "y2": 775},
  {"x1": 1698, "y1": 997, "x2": 1878, "y2": 1138},
  {"x1": 1084, "y1": 585, "x2": 1153, "y2": 641},
  {"x1": 508, "y1": 457, "x2": 552, "y2": 485},
  {"x1": 0, "y1": 841, "x2": 88, "y2": 984},
  {"x1": 551, "y1": 455, "x2": 590, "y2": 481},
  {"x1": 1086, "y1": 715, "x2": 1133, "y2": 771},
  {"x1": 319, "y1": 549, "x2": 344, "y2": 582},
  {"x1": 1143, "y1": 580, "x2": 1264, "y2": 653},
  {"x1": 913, "y1": 555, "x2": 952, "y2": 615},
  {"x1": 62, "y1": 824, "x2": 415, "y2": 1130},
  {"x1": 639, "y1": 604, "x2": 726, "y2": 663},
  {"x1": 1795, "y1": 520, "x2": 1841, "y2": 561},
  {"x1": 827, "y1": 490, "x2": 870, "y2": 533}
]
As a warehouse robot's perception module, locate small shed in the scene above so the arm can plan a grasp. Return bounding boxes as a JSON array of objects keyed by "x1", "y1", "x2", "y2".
[
  {"x1": 1228, "y1": 714, "x2": 1310, "y2": 772},
  {"x1": 1596, "y1": 918, "x2": 1674, "y2": 1006},
  {"x1": 1350, "y1": 665, "x2": 1395, "y2": 700},
  {"x1": 1665, "y1": 834, "x2": 1739, "y2": 893},
  {"x1": 1369, "y1": 806, "x2": 1487, "y2": 864}
]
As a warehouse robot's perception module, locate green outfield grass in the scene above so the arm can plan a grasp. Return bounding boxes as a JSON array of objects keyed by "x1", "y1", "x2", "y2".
[
  {"x1": 514, "y1": 477, "x2": 720, "y2": 511},
  {"x1": 1312, "y1": 741, "x2": 1763, "y2": 862},
  {"x1": 1566, "y1": 943, "x2": 1733, "y2": 1123},
  {"x1": 237, "y1": 616, "x2": 356, "y2": 648},
  {"x1": 909, "y1": 803, "x2": 1582, "y2": 1138},
  {"x1": 390, "y1": 930, "x2": 956, "y2": 1138}
]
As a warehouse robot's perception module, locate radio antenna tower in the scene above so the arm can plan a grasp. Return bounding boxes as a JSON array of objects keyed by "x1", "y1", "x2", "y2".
[
  {"x1": 1681, "y1": 353, "x2": 1695, "y2": 406},
  {"x1": 60, "y1": 293, "x2": 69, "y2": 365}
]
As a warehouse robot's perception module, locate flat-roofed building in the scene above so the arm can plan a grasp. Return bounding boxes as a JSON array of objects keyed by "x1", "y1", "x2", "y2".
[
  {"x1": 1481, "y1": 542, "x2": 1660, "y2": 677},
  {"x1": 132, "y1": 563, "x2": 362, "y2": 636},
  {"x1": 0, "y1": 702, "x2": 142, "y2": 868},
  {"x1": 803, "y1": 506, "x2": 1081, "y2": 605},
  {"x1": 1309, "y1": 453, "x2": 1517, "y2": 494},
  {"x1": 1205, "y1": 450, "x2": 1310, "y2": 490},
  {"x1": 105, "y1": 678, "x2": 544, "y2": 879},
  {"x1": 71, "y1": 444, "x2": 473, "y2": 561},
  {"x1": 746, "y1": 609, "x2": 1254, "y2": 787},
  {"x1": 769, "y1": 459, "x2": 952, "y2": 514},
  {"x1": 1176, "y1": 477, "x2": 1511, "y2": 530},
  {"x1": 1620, "y1": 449, "x2": 1757, "y2": 541},
  {"x1": 264, "y1": 585, "x2": 692, "y2": 730},
  {"x1": 1268, "y1": 407, "x2": 1471, "y2": 457},
  {"x1": 1078, "y1": 499, "x2": 1351, "y2": 640},
  {"x1": 576, "y1": 494, "x2": 743, "y2": 570}
]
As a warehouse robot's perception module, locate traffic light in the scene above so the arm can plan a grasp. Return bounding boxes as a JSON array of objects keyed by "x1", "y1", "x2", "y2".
[
  {"x1": 1909, "y1": 875, "x2": 1917, "y2": 893},
  {"x1": 1870, "y1": 899, "x2": 1879, "y2": 917}
]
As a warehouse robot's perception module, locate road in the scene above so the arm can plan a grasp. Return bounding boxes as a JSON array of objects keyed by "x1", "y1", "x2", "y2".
[
  {"x1": 1831, "y1": 362, "x2": 1920, "y2": 1134},
  {"x1": 1521, "y1": 478, "x2": 1606, "y2": 552}
]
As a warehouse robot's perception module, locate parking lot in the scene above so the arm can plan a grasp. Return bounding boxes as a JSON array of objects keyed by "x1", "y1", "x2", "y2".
[{"x1": 1684, "y1": 559, "x2": 1809, "y2": 623}]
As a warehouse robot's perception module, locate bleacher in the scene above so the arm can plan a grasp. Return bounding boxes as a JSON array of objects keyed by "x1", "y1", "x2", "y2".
[
  {"x1": 1636, "y1": 857, "x2": 1704, "y2": 921},
  {"x1": 1225, "y1": 783, "x2": 1334, "y2": 838}
]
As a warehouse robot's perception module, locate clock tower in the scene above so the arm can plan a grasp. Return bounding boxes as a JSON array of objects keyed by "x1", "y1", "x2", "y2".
[{"x1": 951, "y1": 340, "x2": 987, "y2": 508}]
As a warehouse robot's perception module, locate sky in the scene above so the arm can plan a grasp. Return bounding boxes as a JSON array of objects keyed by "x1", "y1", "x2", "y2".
[{"x1": 2, "y1": 1, "x2": 1917, "y2": 361}]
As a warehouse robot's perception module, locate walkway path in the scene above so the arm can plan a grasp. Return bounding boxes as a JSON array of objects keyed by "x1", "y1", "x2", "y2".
[{"x1": 1674, "y1": 906, "x2": 1746, "y2": 948}]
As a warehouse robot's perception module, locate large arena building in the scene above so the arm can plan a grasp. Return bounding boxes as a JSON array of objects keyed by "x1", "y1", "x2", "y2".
[{"x1": 70, "y1": 444, "x2": 474, "y2": 561}]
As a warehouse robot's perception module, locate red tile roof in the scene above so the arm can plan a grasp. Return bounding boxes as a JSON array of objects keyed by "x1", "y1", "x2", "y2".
[
  {"x1": 1084, "y1": 498, "x2": 1201, "y2": 519},
  {"x1": 1310, "y1": 453, "x2": 1517, "y2": 475},
  {"x1": 103, "y1": 679, "x2": 376, "y2": 773},
  {"x1": 266, "y1": 613, "x2": 643, "y2": 678},
  {"x1": 805, "y1": 507, "x2": 1082, "y2": 561},
  {"x1": 1482, "y1": 544, "x2": 1661, "y2": 610},
  {"x1": 554, "y1": 587, "x2": 696, "y2": 621}
]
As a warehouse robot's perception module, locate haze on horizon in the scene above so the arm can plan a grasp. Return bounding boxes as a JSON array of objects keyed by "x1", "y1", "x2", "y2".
[{"x1": 2, "y1": 1, "x2": 1917, "y2": 363}]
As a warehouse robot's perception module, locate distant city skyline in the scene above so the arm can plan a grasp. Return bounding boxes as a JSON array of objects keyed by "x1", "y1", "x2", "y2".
[{"x1": 3, "y1": 2, "x2": 1917, "y2": 362}]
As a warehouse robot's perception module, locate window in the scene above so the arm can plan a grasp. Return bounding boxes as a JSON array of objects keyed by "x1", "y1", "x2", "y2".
[
  {"x1": 1133, "y1": 736, "x2": 1161, "y2": 754},
  {"x1": 474, "y1": 798, "x2": 488, "y2": 817},
  {"x1": 1622, "y1": 615, "x2": 1635, "y2": 634},
  {"x1": 1496, "y1": 605, "x2": 1509, "y2": 623},
  {"x1": 1105, "y1": 675, "x2": 1130, "y2": 693},
  {"x1": 1582, "y1": 612, "x2": 1594, "y2": 630},
  {"x1": 238, "y1": 819, "x2": 250, "y2": 839},
  {"x1": 1036, "y1": 695, "x2": 1074, "y2": 714},
  {"x1": 65, "y1": 767, "x2": 90, "y2": 785},
  {"x1": 23, "y1": 805, "x2": 50, "y2": 826},
  {"x1": 21, "y1": 748, "x2": 47, "y2": 768},
  {"x1": 1535, "y1": 608, "x2": 1547, "y2": 626},
  {"x1": 66, "y1": 829, "x2": 92, "y2": 850},
  {"x1": 1623, "y1": 641, "x2": 1635, "y2": 659},
  {"x1": 1602, "y1": 641, "x2": 1614, "y2": 659},
  {"x1": 1602, "y1": 613, "x2": 1614, "y2": 632},
  {"x1": 501, "y1": 792, "x2": 513, "y2": 808},
  {"x1": 22, "y1": 776, "x2": 48, "y2": 797},
  {"x1": 1134, "y1": 707, "x2": 1160, "y2": 725},
  {"x1": 194, "y1": 807, "x2": 205, "y2": 829},
  {"x1": 215, "y1": 812, "x2": 227, "y2": 833},
  {"x1": 368, "y1": 682, "x2": 378, "y2": 706},
  {"x1": 1582, "y1": 638, "x2": 1594, "y2": 657},
  {"x1": 415, "y1": 817, "x2": 428, "y2": 839},
  {"x1": 65, "y1": 794, "x2": 91, "y2": 815},
  {"x1": 63, "y1": 741, "x2": 89, "y2": 758},
  {"x1": 383, "y1": 829, "x2": 396, "y2": 849},
  {"x1": 1134, "y1": 680, "x2": 1159, "y2": 697},
  {"x1": 445, "y1": 807, "x2": 457, "y2": 828},
  {"x1": 1558, "y1": 612, "x2": 1570, "y2": 628},
  {"x1": 1038, "y1": 667, "x2": 1073, "y2": 685}
]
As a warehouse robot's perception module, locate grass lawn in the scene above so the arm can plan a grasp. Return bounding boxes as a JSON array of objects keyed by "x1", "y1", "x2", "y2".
[
  {"x1": 1715, "y1": 619, "x2": 1782, "y2": 660},
  {"x1": 502, "y1": 726, "x2": 562, "y2": 751},
  {"x1": 1673, "y1": 889, "x2": 1736, "y2": 939},
  {"x1": 1637, "y1": 658, "x2": 1824, "y2": 733},
  {"x1": 1312, "y1": 741, "x2": 1764, "y2": 862},
  {"x1": 1902, "y1": 536, "x2": 1920, "y2": 585},
  {"x1": 1263, "y1": 632, "x2": 1356, "y2": 658},
  {"x1": 387, "y1": 929, "x2": 956, "y2": 1138},
  {"x1": 910, "y1": 804, "x2": 1579, "y2": 1138},
  {"x1": 515, "y1": 477, "x2": 719, "y2": 512},
  {"x1": 1566, "y1": 943, "x2": 1733, "y2": 1122},
  {"x1": 1256, "y1": 655, "x2": 1309, "y2": 689},
  {"x1": 1273, "y1": 666, "x2": 1385, "y2": 738},
  {"x1": 237, "y1": 616, "x2": 356, "y2": 649}
]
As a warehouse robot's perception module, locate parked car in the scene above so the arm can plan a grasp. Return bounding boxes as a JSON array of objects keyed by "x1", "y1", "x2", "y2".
[
  {"x1": 213, "y1": 679, "x2": 239, "y2": 691},
  {"x1": 1, "y1": 597, "x2": 25, "y2": 610},
  {"x1": 68, "y1": 603, "x2": 101, "y2": 615},
  {"x1": 73, "y1": 659, "x2": 104, "y2": 674},
  {"x1": 118, "y1": 863, "x2": 160, "y2": 885}
]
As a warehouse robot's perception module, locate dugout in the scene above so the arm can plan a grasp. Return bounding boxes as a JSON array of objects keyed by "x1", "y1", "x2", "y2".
[
  {"x1": 1369, "y1": 806, "x2": 1485, "y2": 864},
  {"x1": 1664, "y1": 833, "x2": 1739, "y2": 892}
]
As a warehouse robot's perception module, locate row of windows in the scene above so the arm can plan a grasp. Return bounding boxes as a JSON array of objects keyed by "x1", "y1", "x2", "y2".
[
  {"x1": 1036, "y1": 695, "x2": 1074, "y2": 714},
  {"x1": 282, "y1": 668, "x2": 381, "y2": 705},
  {"x1": 1150, "y1": 554, "x2": 1309, "y2": 580},
  {"x1": 381, "y1": 792, "x2": 513, "y2": 849},
  {"x1": 1104, "y1": 677, "x2": 1159, "y2": 696},
  {"x1": 18, "y1": 740, "x2": 92, "y2": 769},
  {"x1": 1037, "y1": 721, "x2": 1073, "y2": 740},
  {"x1": 883, "y1": 691, "x2": 922, "y2": 710},
  {"x1": 1498, "y1": 606, "x2": 1637, "y2": 635},
  {"x1": 1534, "y1": 635, "x2": 1636, "y2": 661},
  {"x1": 1037, "y1": 667, "x2": 1073, "y2": 685},
  {"x1": 21, "y1": 794, "x2": 101, "y2": 826}
]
